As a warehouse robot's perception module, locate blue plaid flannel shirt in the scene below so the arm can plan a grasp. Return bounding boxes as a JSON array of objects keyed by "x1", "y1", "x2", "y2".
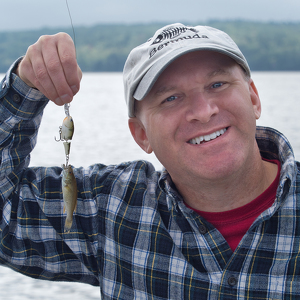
[{"x1": 1, "y1": 60, "x2": 300, "y2": 299}]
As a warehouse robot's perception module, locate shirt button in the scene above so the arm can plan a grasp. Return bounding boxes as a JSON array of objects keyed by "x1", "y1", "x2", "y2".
[
  {"x1": 13, "y1": 94, "x2": 21, "y2": 103},
  {"x1": 228, "y1": 276, "x2": 237, "y2": 286},
  {"x1": 199, "y1": 224, "x2": 207, "y2": 234}
]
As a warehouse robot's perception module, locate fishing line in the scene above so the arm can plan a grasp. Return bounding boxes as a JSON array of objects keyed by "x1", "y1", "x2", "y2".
[
  {"x1": 63, "y1": 0, "x2": 77, "y2": 122},
  {"x1": 65, "y1": 0, "x2": 77, "y2": 57}
]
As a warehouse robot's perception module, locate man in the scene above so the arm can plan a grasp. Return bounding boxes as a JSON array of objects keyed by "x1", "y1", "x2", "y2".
[{"x1": 0, "y1": 23, "x2": 299, "y2": 299}]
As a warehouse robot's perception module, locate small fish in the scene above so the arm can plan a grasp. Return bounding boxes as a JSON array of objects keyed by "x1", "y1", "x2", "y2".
[
  {"x1": 62, "y1": 164, "x2": 77, "y2": 233},
  {"x1": 61, "y1": 116, "x2": 74, "y2": 141}
]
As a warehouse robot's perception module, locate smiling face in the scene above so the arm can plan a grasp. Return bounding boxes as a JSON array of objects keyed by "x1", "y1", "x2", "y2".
[{"x1": 129, "y1": 50, "x2": 261, "y2": 192}]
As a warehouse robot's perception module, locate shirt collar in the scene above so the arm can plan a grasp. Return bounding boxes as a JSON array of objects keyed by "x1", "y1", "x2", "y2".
[{"x1": 256, "y1": 126, "x2": 298, "y2": 207}]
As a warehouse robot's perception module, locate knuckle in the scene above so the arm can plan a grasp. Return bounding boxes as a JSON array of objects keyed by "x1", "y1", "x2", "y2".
[
  {"x1": 35, "y1": 67, "x2": 48, "y2": 80},
  {"x1": 26, "y1": 43, "x2": 39, "y2": 56},
  {"x1": 57, "y1": 32, "x2": 71, "y2": 39},
  {"x1": 46, "y1": 59, "x2": 61, "y2": 73},
  {"x1": 37, "y1": 34, "x2": 52, "y2": 45},
  {"x1": 56, "y1": 32, "x2": 74, "y2": 48},
  {"x1": 60, "y1": 52, "x2": 74, "y2": 66}
]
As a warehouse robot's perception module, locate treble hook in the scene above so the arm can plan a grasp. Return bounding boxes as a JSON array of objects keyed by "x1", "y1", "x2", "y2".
[{"x1": 55, "y1": 126, "x2": 63, "y2": 142}]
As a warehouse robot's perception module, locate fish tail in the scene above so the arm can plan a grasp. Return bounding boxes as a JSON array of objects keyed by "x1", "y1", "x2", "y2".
[{"x1": 64, "y1": 217, "x2": 73, "y2": 233}]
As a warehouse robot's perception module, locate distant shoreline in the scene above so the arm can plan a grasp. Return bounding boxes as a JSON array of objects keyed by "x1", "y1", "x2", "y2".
[{"x1": 1, "y1": 21, "x2": 300, "y2": 73}]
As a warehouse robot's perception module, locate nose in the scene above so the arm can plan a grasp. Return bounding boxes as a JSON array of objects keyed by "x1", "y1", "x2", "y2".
[{"x1": 185, "y1": 92, "x2": 219, "y2": 123}]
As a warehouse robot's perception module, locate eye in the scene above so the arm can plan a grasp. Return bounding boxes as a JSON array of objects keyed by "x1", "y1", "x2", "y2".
[
  {"x1": 211, "y1": 82, "x2": 224, "y2": 89},
  {"x1": 162, "y1": 95, "x2": 178, "y2": 103}
]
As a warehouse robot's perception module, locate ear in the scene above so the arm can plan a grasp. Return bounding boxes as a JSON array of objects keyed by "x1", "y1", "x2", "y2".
[
  {"x1": 249, "y1": 79, "x2": 261, "y2": 120},
  {"x1": 128, "y1": 118, "x2": 153, "y2": 154}
]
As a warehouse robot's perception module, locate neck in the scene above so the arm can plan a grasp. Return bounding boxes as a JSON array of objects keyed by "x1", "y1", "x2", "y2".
[{"x1": 173, "y1": 153, "x2": 278, "y2": 213}]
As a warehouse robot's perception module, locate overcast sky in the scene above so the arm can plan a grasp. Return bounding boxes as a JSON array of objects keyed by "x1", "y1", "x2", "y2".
[{"x1": 1, "y1": 0, "x2": 300, "y2": 32}]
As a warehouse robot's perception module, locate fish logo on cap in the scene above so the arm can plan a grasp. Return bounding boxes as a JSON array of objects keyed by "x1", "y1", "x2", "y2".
[{"x1": 151, "y1": 26, "x2": 198, "y2": 45}]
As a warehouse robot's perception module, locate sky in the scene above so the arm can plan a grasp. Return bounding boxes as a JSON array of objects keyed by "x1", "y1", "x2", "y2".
[{"x1": 1, "y1": 0, "x2": 300, "y2": 32}]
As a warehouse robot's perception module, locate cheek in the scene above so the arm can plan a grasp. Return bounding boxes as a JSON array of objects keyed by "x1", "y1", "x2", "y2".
[
  {"x1": 144, "y1": 115, "x2": 178, "y2": 154},
  {"x1": 227, "y1": 90, "x2": 258, "y2": 121}
]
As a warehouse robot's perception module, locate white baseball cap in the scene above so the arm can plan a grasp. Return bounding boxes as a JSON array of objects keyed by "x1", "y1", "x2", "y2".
[{"x1": 123, "y1": 23, "x2": 251, "y2": 117}]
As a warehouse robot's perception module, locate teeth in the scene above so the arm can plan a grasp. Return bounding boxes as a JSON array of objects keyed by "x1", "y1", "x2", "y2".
[{"x1": 189, "y1": 128, "x2": 227, "y2": 145}]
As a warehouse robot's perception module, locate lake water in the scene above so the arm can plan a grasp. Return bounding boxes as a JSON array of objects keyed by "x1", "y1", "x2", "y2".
[{"x1": 0, "y1": 71, "x2": 300, "y2": 299}]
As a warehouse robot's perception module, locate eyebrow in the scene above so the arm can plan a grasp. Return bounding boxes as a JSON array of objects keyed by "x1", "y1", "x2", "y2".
[
  {"x1": 154, "y1": 85, "x2": 177, "y2": 97},
  {"x1": 206, "y1": 68, "x2": 232, "y2": 78}
]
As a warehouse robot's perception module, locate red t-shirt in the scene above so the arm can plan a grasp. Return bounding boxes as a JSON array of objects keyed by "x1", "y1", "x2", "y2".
[{"x1": 186, "y1": 159, "x2": 280, "y2": 251}]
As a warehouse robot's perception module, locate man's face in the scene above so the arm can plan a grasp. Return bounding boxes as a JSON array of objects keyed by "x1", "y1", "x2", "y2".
[{"x1": 129, "y1": 51, "x2": 261, "y2": 189}]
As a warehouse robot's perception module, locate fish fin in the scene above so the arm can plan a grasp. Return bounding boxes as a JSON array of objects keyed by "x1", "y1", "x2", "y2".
[{"x1": 64, "y1": 218, "x2": 72, "y2": 233}]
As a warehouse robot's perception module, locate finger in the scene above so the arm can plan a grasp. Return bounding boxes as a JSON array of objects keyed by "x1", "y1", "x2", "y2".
[
  {"x1": 17, "y1": 35, "x2": 68, "y2": 105},
  {"x1": 56, "y1": 34, "x2": 81, "y2": 96},
  {"x1": 40, "y1": 33, "x2": 77, "y2": 104},
  {"x1": 17, "y1": 43, "x2": 50, "y2": 91}
]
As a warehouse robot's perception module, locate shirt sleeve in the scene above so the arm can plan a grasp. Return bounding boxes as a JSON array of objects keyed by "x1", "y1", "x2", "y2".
[
  {"x1": 0, "y1": 58, "x2": 49, "y2": 200},
  {"x1": 0, "y1": 60, "x2": 100, "y2": 286}
]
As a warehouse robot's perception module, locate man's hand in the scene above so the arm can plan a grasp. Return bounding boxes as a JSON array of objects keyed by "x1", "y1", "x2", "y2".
[{"x1": 16, "y1": 32, "x2": 82, "y2": 106}]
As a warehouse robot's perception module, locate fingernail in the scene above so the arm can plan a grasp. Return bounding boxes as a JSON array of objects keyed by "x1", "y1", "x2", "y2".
[
  {"x1": 55, "y1": 97, "x2": 63, "y2": 105},
  {"x1": 61, "y1": 94, "x2": 72, "y2": 103},
  {"x1": 71, "y1": 85, "x2": 79, "y2": 95}
]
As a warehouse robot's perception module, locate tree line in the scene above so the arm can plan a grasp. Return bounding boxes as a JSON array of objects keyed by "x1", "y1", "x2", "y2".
[{"x1": 0, "y1": 21, "x2": 300, "y2": 73}]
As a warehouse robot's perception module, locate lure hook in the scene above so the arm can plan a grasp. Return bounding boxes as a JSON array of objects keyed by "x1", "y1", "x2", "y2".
[{"x1": 55, "y1": 126, "x2": 63, "y2": 142}]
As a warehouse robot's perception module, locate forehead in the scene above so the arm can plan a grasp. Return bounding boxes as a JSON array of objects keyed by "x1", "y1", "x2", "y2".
[
  {"x1": 150, "y1": 51, "x2": 239, "y2": 90},
  {"x1": 162, "y1": 50, "x2": 237, "y2": 74}
]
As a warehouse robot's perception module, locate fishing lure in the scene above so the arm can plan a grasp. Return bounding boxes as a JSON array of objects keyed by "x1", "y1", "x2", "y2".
[{"x1": 55, "y1": 105, "x2": 74, "y2": 166}]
